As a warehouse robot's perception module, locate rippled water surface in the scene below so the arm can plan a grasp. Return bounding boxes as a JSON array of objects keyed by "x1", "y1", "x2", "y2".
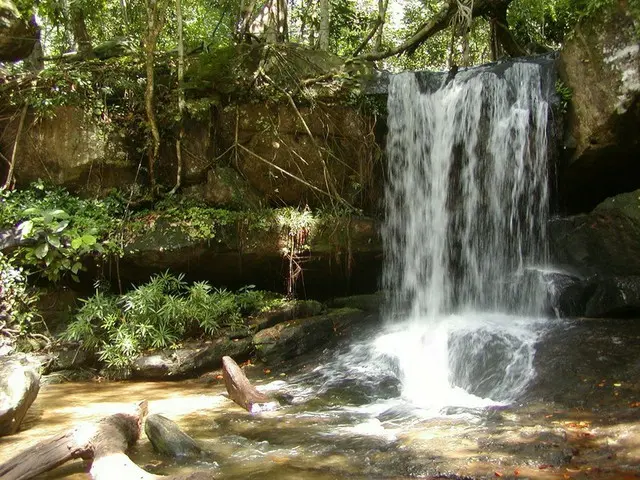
[{"x1": 1, "y1": 319, "x2": 640, "y2": 480}]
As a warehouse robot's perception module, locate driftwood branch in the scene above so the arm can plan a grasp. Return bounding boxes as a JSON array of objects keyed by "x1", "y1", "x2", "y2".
[{"x1": 222, "y1": 356, "x2": 277, "y2": 413}]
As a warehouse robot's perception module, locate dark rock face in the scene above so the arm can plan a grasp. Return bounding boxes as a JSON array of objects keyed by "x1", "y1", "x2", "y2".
[
  {"x1": 0, "y1": 354, "x2": 40, "y2": 436},
  {"x1": 550, "y1": 190, "x2": 640, "y2": 277},
  {"x1": 218, "y1": 103, "x2": 381, "y2": 210},
  {"x1": 132, "y1": 338, "x2": 253, "y2": 379},
  {"x1": 558, "y1": 3, "x2": 640, "y2": 212},
  {"x1": 253, "y1": 308, "x2": 366, "y2": 364},
  {"x1": 145, "y1": 414, "x2": 202, "y2": 458},
  {"x1": 116, "y1": 215, "x2": 382, "y2": 297},
  {"x1": 0, "y1": 106, "x2": 136, "y2": 196}
]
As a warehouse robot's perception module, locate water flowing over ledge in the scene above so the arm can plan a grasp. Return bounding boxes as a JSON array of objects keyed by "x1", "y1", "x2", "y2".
[{"x1": 364, "y1": 57, "x2": 556, "y2": 413}]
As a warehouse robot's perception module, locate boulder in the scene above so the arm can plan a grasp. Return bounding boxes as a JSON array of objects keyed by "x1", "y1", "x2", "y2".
[
  {"x1": 327, "y1": 292, "x2": 384, "y2": 313},
  {"x1": 0, "y1": 106, "x2": 136, "y2": 196},
  {"x1": 0, "y1": 354, "x2": 40, "y2": 436},
  {"x1": 559, "y1": 2, "x2": 640, "y2": 211},
  {"x1": 585, "y1": 275, "x2": 640, "y2": 318},
  {"x1": 549, "y1": 190, "x2": 640, "y2": 277},
  {"x1": 144, "y1": 414, "x2": 202, "y2": 458},
  {"x1": 253, "y1": 308, "x2": 366, "y2": 364},
  {"x1": 0, "y1": 1, "x2": 37, "y2": 62},
  {"x1": 132, "y1": 337, "x2": 253, "y2": 379}
]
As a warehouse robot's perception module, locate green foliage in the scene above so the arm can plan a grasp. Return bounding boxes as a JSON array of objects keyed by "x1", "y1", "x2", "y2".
[
  {"x1": 0, "y1": 182, "x2": 123, "y2": 281},
  {"x1": 555, "y1": 79, "x2": 572, "y2": 114},
  {"x1": 0, "y1": 252, "x2": 39, "y2": 335},
  {"x1": 63, "y1": 272, "x2": 285, "y2": 372}
]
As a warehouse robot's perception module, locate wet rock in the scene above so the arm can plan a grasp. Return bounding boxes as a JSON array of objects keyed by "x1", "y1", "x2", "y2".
[
  {"x1": 253, "y1": 308, "x2": 366, "y2": 364},
  {"x1": 552, "y1": 271, "x2": 640, "y2": 319},
  {"x1": 584, "y1": 275, "x2": 640, "y2": 318},
  {"x1": 132, "y1": 337, "x2": 253, "y2": 379},
  {"x1": 145, "y1": 414, "x2": 202, "y2": 458},
  {"x1": 559, "y1": 3, "x2": 640, "y2": 211},
  {"x1": 543, "y1": 271, "x2": 583, "y2": 317},
  {"x1": 526, "y1": 318, "x2": 640, "y2": 407},
  {"x1": 0, "y1": 354, "x2": 40, "y2": 436}
]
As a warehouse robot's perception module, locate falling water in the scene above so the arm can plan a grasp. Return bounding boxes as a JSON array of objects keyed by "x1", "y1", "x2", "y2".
[
  {"x1": 384, "y1": 62, "x2": 550, "y2": 316},
  {"x1": 374, "y1": 61, "x2": 553, "y2": 412}
]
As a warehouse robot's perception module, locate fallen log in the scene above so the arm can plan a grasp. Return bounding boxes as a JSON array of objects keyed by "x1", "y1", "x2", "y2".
[
  {"x1": 0, "y1": 401, "x2": 216, "y2": 480},
  {"x1": 0, "y1": 401, "x2": 158, "y2": 480},
  {"x1": 222, "y1": 356, "x2": 278, "y2": 413}
]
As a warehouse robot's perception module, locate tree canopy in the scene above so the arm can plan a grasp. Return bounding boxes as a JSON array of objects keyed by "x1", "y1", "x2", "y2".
[{"x1": 1, "y1": 0, "x2": 631, "y2": 73}]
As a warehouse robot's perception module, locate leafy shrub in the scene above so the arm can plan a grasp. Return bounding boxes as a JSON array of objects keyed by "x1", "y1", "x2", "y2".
[
  {"x1": 63, "y1": 272, "x2": 283, "y2": 372},
  {"x1": 0, "y1": 182, "x2": 123, "y2": 281},
  {"x1": 0, "y1": 253, "x2": 39, "y2": 336}
]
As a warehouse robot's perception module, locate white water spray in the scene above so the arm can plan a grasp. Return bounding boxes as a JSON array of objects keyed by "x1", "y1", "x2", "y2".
[{"x1": 377, "y1": 61, "x2": 552, "y2": 412}]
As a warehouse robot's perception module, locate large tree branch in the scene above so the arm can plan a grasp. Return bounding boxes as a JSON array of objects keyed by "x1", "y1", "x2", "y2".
[{"x1": 352, "y1": 0, "x2": 515, "y2": 62}]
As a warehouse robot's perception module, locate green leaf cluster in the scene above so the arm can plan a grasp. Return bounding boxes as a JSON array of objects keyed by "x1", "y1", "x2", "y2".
[
  {"x1": 62, "y1": 272, "x2": 285, "y2": 373},
  {"x1": 0, "y1": 182, "x2": 123, "y2": 282},
  {"x1": 0, "y1": 252, "x2": 39, "y2": 336}
]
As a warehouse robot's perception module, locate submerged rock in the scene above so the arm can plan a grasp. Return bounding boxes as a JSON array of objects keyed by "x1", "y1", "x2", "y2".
[
  {"x1": 0, "y1": 354, "x2": 40, "y2": 436},
  {"x1": 253, "y1": 308, "x2": 366, "y2": 364},
  {"x1": 145, "y1": 414, "x2": 202, "y2": 458}
]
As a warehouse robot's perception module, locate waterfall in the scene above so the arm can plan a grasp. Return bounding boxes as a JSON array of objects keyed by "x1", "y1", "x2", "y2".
[
  {"x1": 376, "y1": 61, "x2": 552, "y2": 411},
  {"x1": 384, "y1": 62, "x2": 550, "y2": 317}
]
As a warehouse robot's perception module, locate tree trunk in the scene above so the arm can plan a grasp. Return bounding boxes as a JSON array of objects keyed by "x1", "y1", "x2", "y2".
[
  {"x1": 70, "y1": 5, "x2": 94, "y2": 58},
  {"x1": 222, "y1": 356, "x2": 277, "y2": 413},
  {"x1": 318, "y1": 0, "x2": 330, "y2": 50},
  {"x1": 491, "y1": 4, "x2": 527, "y2": 57},
  {"x1": 144, "y1": 0, "x2": 168, "y2": 193},
  {"x1": 3, "y1": 104, "x2": 28, "y2": 190},
  {"x1": 375, "y1": 0, "x2": 389, "y2": 52},
  {"x1": 172, "y1": 0, "x2": 185, "y2": 194}
]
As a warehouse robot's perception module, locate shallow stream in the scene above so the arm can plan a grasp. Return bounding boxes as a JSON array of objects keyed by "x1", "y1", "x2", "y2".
[{"x1": 2, "y1": 318, "x2": 640, "y2": 480}]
